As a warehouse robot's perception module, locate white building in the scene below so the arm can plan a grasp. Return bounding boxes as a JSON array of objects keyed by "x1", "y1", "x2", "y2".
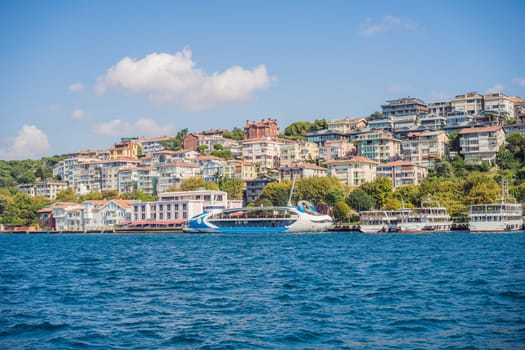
[
  {"x1": 53, "y1": 203, "x2": 84, "y2": 231},
  {"x1": 156, "y1": 162, "x2": 201, "y2": 193},
  {"x1": 241, "y1": 138, "x2": 282, "y2": 171},
  {"x1": 376, "y1": 160, "x2": 428, "y2": 188},
  {"x1": 325, "y1": 156, "x2": 377, "y2": 186},
  {"x1": 83, "y1": 200, "x2": 133, "y2": 231},
  {"x1": 18, "y1": 180, "x2": 68, "y2": 200},
  {"x1": 131, "y1": 190, "x2": 242, "y2": 223},
  {"x1": 117, "y1": 167, "x2": 158, "y2": 195},
  {"x1": 459, "y1": 126, "x2": 505, "y2": 165}
]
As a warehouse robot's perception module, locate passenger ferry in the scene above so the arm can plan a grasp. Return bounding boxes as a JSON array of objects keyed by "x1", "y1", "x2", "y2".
[
  {"x1": 468, "y1": 181, "x2": 523, "y2": 232},
  {"x1": 359, "y1": 210, "x2": 399, "y2": 233},
  {"x1": 397, "y1": 206, "x2": 452, "y2": 233},
  {"x1": 186, "y1": 200, "x2": 333, "y2": 233}
]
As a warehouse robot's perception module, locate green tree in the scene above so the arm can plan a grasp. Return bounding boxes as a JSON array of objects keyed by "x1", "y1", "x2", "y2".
[
  {"x1": 333, "y1": 201, "x2": 351, "y2": 222},
  {"x1": 463, "y1": 173, "x2": 500, "y2": 205},
  {"x1": 259, "y1": 181, "x2": 292, "y2": 206},
  {"x1": 119, "y1": 190, "x2": 157, "y2": 201},
  {"x1": 448, "y1": 132, "x2": 461, "y2": 155},
  {"x1": 394, "y1": 185, "x2": 419, "y2": 207},
  {"x1": 210, "y1": 149, "x2": 233, "y2": 160},
  {"x1": 223, "y1": 127, "x2": 244, "y2": 140},
  {"x1": 179, "y1": 176, "x2": 219, "y2": 191},
  {"x1": 197, "y1": 145, "x2": 209, "y2": 154},
  {"x1": 293, "y1": 177, "x2": 343, "y2": 205},
  {"x1": 213, "y1": 143, "x2": 224, "y2": 151},
  {"x1": 346, "y1": 189, "x2": 375, "y2": 211},
  {"x1": 361, "y1": 177, "x2": 393, "y2": 209},
  {"x1": 56, "y1": 188, "x2": 79, "y2": 202},
  {"x1": 219, "y1": 178, "x2": 244, "y2": 200}
]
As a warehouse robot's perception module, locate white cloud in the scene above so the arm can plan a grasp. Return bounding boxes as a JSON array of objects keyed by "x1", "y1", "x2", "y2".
[
  {"x1": 92, "y1": 118, "x2": 176, "y2": 137},
  {"x1": 96, "y1": 48, "x2": 272, "y2": 111},
  {"x1": 360, "y1": 14, "x2": 417, "y2": 37},
  {"x1": 513, "y1": 77, "x2": 525, "y2": 86},
  {"x1": 486, "y1": 84, "x2": 504, "y2": 94},
  {"x1": 68, "y1": 82, "x2": 85, "y2": 93},
  {"x1": 71, "y1": 109, "x2": 88, "y2": 120},
  {"x1": 0, "y1": 125, "x2": 51, "y2": 160}
]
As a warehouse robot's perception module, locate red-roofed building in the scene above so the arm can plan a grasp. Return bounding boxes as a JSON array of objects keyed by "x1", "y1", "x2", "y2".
[{"x1": 244, "y1": 118, "x2": 279, "y2": 140}]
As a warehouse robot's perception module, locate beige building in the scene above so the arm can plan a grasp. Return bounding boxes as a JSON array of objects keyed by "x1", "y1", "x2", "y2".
[
  {"x1": 325, "y1": 156, "x2": 377, "y2": 186},
  {"x1": 279, "y1": 141, "x2": 319, "y2": 166},
  {"x1": 483, "y1": 92, "x2": 516, "y2": 120},
  {"x1": 327, "y1": 117, "x2": 367, "y2": 133},
  {"x1": 279, "y1": 163, "x2": 328, "y2": 181},
  {"x1": 376, "y1": 160, "x2": 428, "y2": 188},
  {"x1": 319, "y1": 139, "x2": 355, "y2": 161},
  {"x1": 401, "y1": 130, "x2": 449, "y2": 167},
  {"x1": 450, "y1": 91, "x2": 484, "y2": 116},
  {"x1": 109, "y1": 140, "x2": 141, "y2": 160},
  {"x1": 223, "y1": 160, "x2": 257, "y2": 180},
  {"x1": 459, "y1": 126, "x2": 505, "y2": 165}
]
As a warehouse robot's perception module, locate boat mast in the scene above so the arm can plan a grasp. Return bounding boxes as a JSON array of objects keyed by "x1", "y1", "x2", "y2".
[{"x1": 287, "y1": 179, "x2": 296, "y2": 207}]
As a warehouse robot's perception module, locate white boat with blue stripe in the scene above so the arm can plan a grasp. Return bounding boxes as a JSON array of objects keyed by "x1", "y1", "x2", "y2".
[{"x1": 186, "y1": 200, "x2": 333, "y2": 233}]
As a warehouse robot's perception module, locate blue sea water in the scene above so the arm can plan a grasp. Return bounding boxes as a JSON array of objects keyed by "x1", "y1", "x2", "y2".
[{"x1": 1, "y1": 232, "x2": 524, "y2": 349}]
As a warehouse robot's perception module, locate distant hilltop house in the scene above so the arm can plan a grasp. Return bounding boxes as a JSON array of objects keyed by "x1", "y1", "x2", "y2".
[{"x1": 244, "y1": 118, "x2": 279, "y2": 140}]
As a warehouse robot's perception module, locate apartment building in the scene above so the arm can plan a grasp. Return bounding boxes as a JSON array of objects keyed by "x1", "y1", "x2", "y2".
[
  {"x1": 223, "y1": 160, "x2": 257, "y2": 180},
  {"x1": 382, "y1": 97, "x2": 428, "y2": 131},
  {"x1": 318, "y1": 139, "x2": 355, "y2": 161},
  {"x1": 367, "y1": 116, "x2": 394, "y2": 132},
  {"x1": 245, "y1": 177, "x2": 277, "y2": 204},
  {"x1": 279, "y1": 141, "x2": 319, "y2": 166},
  {"x1": 138, "y1": 136, "x2": 171, "y2": 155},
  {"x1": 354, "y1": 130, "x2": 401, "y2": 163},
  {"x1": 327, "y1": 117, "x2": 367, "y2": 133},
  {"x1": 401, "y1": 130, "x2": 449, "y2": 167},
  {"x1": 279, "y1": 163, "x2": 328, "y2": 182},
  {"x1": 18, "y1": 180, "x2": 68, "y2": 200},
  {"x1": 152, "y1": 150, "x2": 200, "y2": 164},
  {"x1": 325, "y1": 156, "x2": 377, "y2": 186},
  {"x1": 109, "y1": 140, "x2": 141, "y2": 160},
  {"x1": 117, "y1": 167, "x2": 158, "y2": 195},
  {"x1": 156, "y1": 162, "x2": 201, "y2": 193},
  {"x1": 241, "y1": 138, "x2": 282, "y2": 171},
  {"x1": 376, "y1": 160, "x2": 428, "y2": 188},
  {"x1": 450, "y1": 92, "x2": 484, "y2": 116},
  {"x1": 459, "y1": 125, "x2": 505, "y2": 165},
  {"x1": 483, "y1": 92, "x2": 516, "y2": 119}
]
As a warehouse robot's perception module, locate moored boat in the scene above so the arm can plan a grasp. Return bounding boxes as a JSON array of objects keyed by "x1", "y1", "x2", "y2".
[
  {"x1": 359, "y1": 210, "x2": 399, "y2": 233},
  {"x1": 397, "y1": 206, "x2": 452, "y2": 233},
  {"x1": 468, "y1": 180, "x2": 523, "y2": 233},
  {"x1": 186, "y1": 200, "x2": 333, "y2": 233}
]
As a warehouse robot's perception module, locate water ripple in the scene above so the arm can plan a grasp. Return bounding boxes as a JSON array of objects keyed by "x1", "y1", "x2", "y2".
[{"x1": 0, "y1": 232, "x2": 524, "y2": 349}]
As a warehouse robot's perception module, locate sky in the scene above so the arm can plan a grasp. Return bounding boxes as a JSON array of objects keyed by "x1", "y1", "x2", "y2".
[{"x1": 1, "y1": 0, "x2": 524, "y2": 160}]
